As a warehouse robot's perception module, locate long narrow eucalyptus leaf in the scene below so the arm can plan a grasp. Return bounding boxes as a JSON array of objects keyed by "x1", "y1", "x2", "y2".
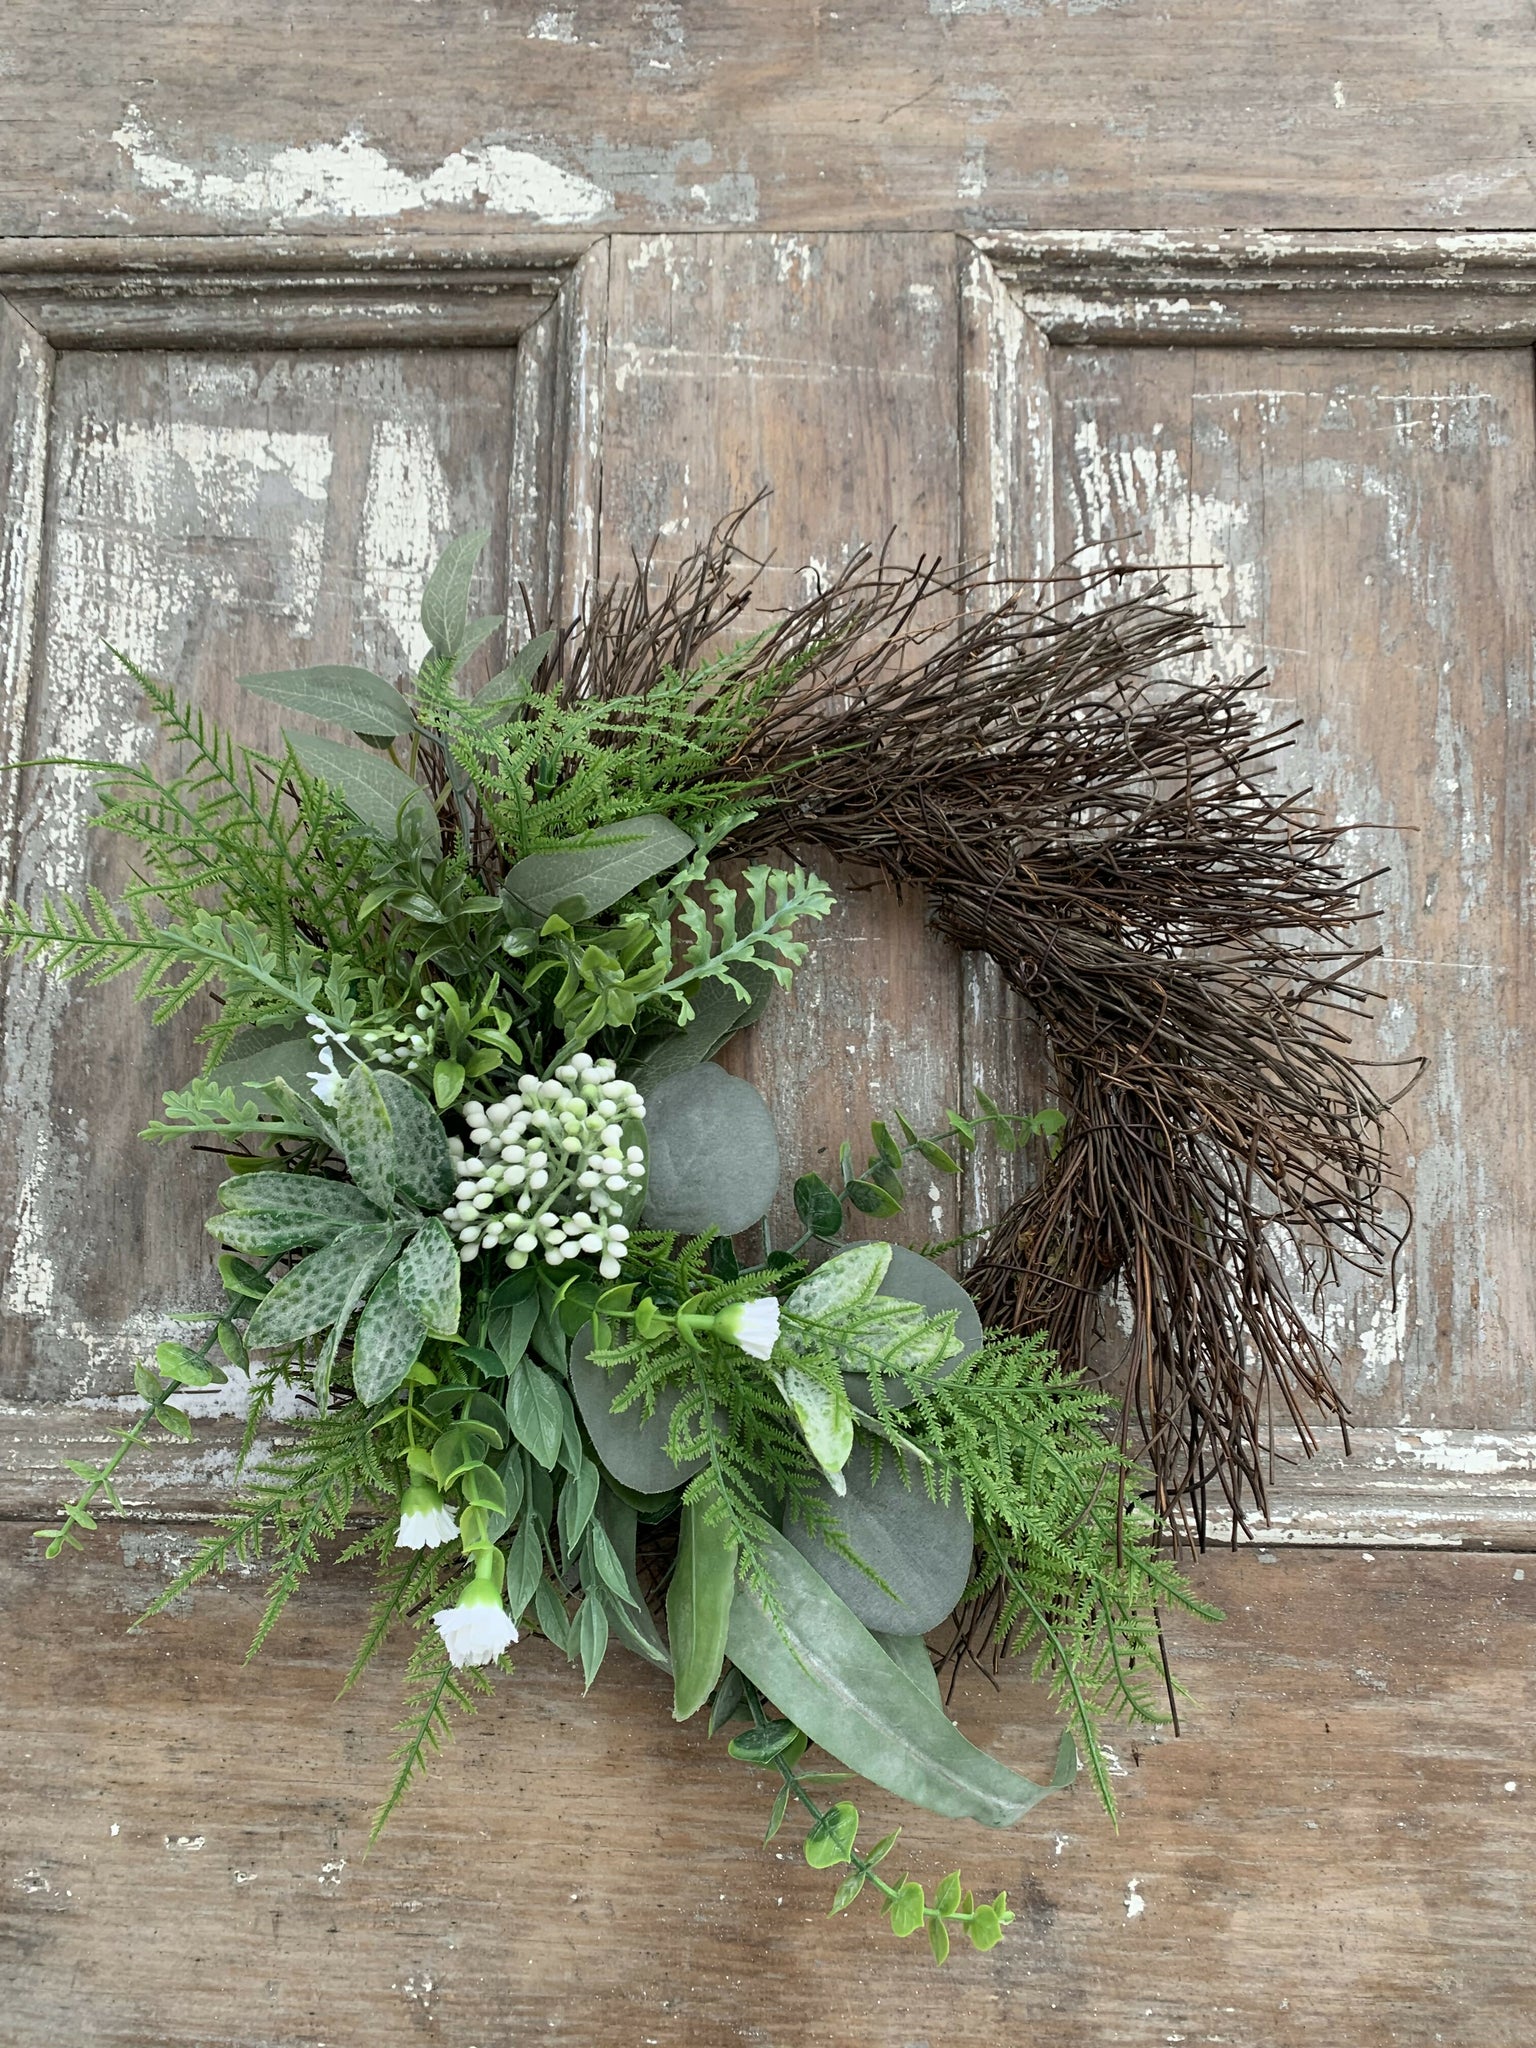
[{"x1": 726, "y1": 1529, "x2": 1066, "y2": 1827}]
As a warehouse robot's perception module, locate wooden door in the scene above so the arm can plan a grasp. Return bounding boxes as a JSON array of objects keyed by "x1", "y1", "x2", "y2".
[{"x1": 3, "y1": 18, "x2": 1535, "y2": 2048}]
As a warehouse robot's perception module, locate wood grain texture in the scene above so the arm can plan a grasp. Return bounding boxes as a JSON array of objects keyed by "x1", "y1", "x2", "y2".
[
  {"x1": 1, "y1": 1540, "x2": 1530, "y2": 2047},
  {"x1": 0, "y1": 344, "x2": 520, "y2": 1402},
  {"x1": 4, "y1": 6, "x2": 1536, "y2": 238},
  {"x1": 597, "y1": 232, "x2": 966, "y2": 1254},
  {"x1": 1041, "y1": 340, "x2": 1536, "y2": 1432},
  {"x1": 7, "y1": 1411, "x2": 1536, "y2": 1549}
]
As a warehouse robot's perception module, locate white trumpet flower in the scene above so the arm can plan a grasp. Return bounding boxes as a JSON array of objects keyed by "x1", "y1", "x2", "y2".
[
  {"x1": 394, "y1": 1481, "x2": 459, "y2": 1551},
  {"x1": 714, "y1": 1297, "x2": 781, "y2": 1362}
]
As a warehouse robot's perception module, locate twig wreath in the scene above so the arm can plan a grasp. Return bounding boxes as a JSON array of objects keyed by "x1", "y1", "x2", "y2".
[{"x1": 6, "y1": 510, "x2": 1399, "y2": 1959}]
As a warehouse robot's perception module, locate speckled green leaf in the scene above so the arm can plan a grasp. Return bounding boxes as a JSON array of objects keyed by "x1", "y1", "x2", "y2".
[
  {"x1": 373, "y1": 1070, "x2": 456, "y2": 1210},
  {"x1": 785, "y1": 1242, "x2": 891, "y2": 1321},
  {"x1": 398, "y1": 1219, "x2": 461, "y2": 1338},
  {"x1": 217, "y1": 1171, "x2": 384, "y2": 1224},
  {"x1": 777, "y1": 1364, "x2": 854, "y2": 1493},
  {"x1": 244, "y1": 1224, "x2": 401, "y2": 1351},
  {"x1": 335, "y1": 1063, "x2": 397, "y2": 1209},
  {"x1": 352, "y1": 1265, "x2": 426, "y2": 1404}
]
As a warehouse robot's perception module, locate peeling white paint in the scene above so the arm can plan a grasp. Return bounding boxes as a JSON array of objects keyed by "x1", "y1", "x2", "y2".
[
  {"x1": 527, "y1": 8, "x2": 578, "y2": 40},
  {"x1": 112, "y1": 107, "x2": 612, "y2": 226},
  {"x1": 1124, "y1": 1877, "x2": 1146, "y2": 1919},
  {"x1": 359, "y1": 420, "x2": 455, "y2": 669}
]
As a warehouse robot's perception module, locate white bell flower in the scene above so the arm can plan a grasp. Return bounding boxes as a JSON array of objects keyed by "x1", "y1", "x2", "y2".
[
  {"x1": 433, "y1": 1577, "x2": 519, "y2": 1668},
  {"x1": 714, "y1": 1297, "x2": 781, "y2": 1362},
  {"x1": 394, "y1": 1481, "x2": 459, "y2": 1551}
]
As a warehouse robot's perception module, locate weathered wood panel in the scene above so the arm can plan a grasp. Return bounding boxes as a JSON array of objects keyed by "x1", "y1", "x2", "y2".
[
  {"x1": 8, "y1": 1410, "x2": 1536, "y2": 1551},
  {"x1": 1040, "y1": 339, "x2": 1536, "y2": 1432},
  {"x1": 2, "y1": 1540, "x2": 1530, "y2": 2047},
  {"x1": 4, "y1": 5, "x2": 1536, "y2": 238},
  {"x1": 0, "y1": 345, "x2": 520, "y2": 1401},
  {"x1": 597, "y1": 231, "x2": 967, "y2": 1252}
]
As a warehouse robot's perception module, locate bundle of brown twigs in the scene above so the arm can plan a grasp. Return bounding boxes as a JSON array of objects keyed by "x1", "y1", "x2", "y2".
[{"x1": 542, "y1": 508, "x2": 1410, "y2": 1543}]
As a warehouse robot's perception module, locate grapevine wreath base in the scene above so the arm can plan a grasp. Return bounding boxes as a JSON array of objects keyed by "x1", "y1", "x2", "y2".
[{"x1": 9, "y1": 515, "x2": 1401, "y2": 1959}]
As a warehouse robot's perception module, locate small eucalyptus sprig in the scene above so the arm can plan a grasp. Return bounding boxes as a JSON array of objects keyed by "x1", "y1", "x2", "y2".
[{"x1": 728, "y1": 1682, "x2": 1015, "y2": 1961}]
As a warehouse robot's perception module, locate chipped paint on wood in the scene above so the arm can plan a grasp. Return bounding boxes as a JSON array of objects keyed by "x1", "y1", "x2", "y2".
[{"x1": 112, "y1": 107, "x2": 614, "y2": 229}]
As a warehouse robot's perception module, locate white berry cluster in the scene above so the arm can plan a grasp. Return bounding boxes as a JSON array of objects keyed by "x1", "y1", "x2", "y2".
[
  {"x1": 356, "y1": 1000, "x2": 440, "y2": 1076},
  {"x1": 443, "y1": 1055, "x2": 646, "y2": 1279}
]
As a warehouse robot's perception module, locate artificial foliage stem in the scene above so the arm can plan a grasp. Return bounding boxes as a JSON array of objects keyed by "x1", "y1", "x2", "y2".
[{"x1": 742, "y1": 1682, "x2": 1002, "y2": 1946}]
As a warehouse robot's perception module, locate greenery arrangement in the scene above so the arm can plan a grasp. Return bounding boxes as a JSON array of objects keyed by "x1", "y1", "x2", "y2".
[{"x1": 5, "y1": 527, "x2": 1228, "y2": 1958}]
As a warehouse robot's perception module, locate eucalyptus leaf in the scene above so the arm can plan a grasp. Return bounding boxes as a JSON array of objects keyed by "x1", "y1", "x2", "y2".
[
  {"x1": 727, "y1": 1529, "x2": 1064, "y2": 1828},
  {"x1": 352, "y1": 1265, "x2": 427, "y2": 1404},
  {"x1": 872, "y1": 1629, "x2": 943, "y2": 1709},
  {"x1": 335, "y1": 1062, "x2": 397, "y2": 1210},
  {"x1": 478, "y1": 628, "x2": 555, "y2": 709},
  {"x1": 641, "y1": 1063, "x2": 780, "y2": 1236},
  {"x1": 667, "y1": 1498, "x2": 738, "y2": 1721},
  {"x1": 567, "y1": 1324, "x2": 706, "y2": 1493},
  {"x1": 504, "y1": 812, "x2": 695, "y2": 922},
  {"x1": 372, "y1": 1070, "x2": 457, "y2": 1210},
  {"x1": 421, "y1": 528, "x2": 490, "y2": 660},
  {"x1": 240, "y1": 665, "x2": 414, "y2": 738},
  {"x1": 287, "y1": 730, "x2": 440, "y2": 856},
  {"x1": 206, "y1": 1026, "x2": 324, "y2": 1115},
  {"x1": 397, "y1": 1218, "x2": 461, "y2": 1337},
  {"x1": 244, "y1": 1223, "x2": 402, "y2": 1351},
  {"x1": 623, "y1": 963, "x2": 777, "y2": 1094},
  {"x1": 783, "y1": 1437, "x2": 975, "y2": 1635}
]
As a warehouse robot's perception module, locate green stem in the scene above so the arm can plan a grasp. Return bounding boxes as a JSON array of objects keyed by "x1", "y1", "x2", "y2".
[
  {"x1": 40, "y1": 1405, "x2": 159, "y2": 1559},
  {"x1": 742, "y1": 1684, "x2": 985, "y2": 1937}
]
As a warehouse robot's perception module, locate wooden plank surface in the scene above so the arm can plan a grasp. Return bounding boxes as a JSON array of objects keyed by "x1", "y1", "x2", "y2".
[
  {"x1": 8, "y1": 1410, "x2": 1536, "y2": 1550},
  {"x1": 3, "y1": 5, "x2": 1536, "y2": 238},
  {"x1": 0, "y1": 343, "x2": 519, "y2": 1402},
  {"x1": 1, "y1": 1539, "x2": 1530, "y2": 2048},
  {"x1": 1039, "y1": 337, "x2": 1536, "y2": 1433},
  {"x1": 597, "y1": 231, "x2": 967, "y2": 1254}
]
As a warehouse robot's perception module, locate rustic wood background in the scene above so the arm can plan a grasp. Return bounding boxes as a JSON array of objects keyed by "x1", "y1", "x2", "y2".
[{"x1": 3, "y1": 9, "x2": 1535, "y2": 2046}]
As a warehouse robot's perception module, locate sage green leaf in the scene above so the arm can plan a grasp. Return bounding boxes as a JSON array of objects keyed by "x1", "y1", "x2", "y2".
[
  {"x1": 505, "y1": 812, "x2": 695, "y2": 922},
  {"x1": 478, "y1": 628, "x2": 556, "y2": 710},
  {"x1": 504, "y1": 1515, "x2": 543, "y2": 1624},
  {"x1": 784, "y1": 1438, "x2": 975, "y2": 1635},
  {"x1": 574, "y1": 1592, "x2": 609, "y2": 1692},
  {"x1": 623, "y1": 964, "x2": 777, "y2": 1094},
  {"x1": 217, "y1": 1171, "x2": 383, "y2": 1225},
  {"x1": 506, "y1": 1357, "x2": 564, "y2": 1470},
  {"x1": 335, "y1": 1063, "x2": 397, "y2": 1209},
  {"x1": 287, "y1": 730, "x2": 440, "y2": 855},
  {"x1": 667, "y1": 1498, "x2": 738, "y2": 1721},
  {"x1": 804, "y1": 1802, "x2": 858, "y2": 1869},
  {"x1": 244, "y1": 1224, "x2": 401, "y2": 1351},
  {"x1": 567, "y1": 1323, "x2": 706, "y2": 1493},
  {"x1": 352, "y1": 1266, "x2": 426, "y2": 1404},
  {"x1": 640, "y1": 1063, "x2": 780, "y2": 1236},
  {"x1": 207, "y1": 1026, "x2": 324, "y2": 1114},
  {"x1": 846, "y1": 1244, "x2": 981, "y2": 1412},
  {"x1": 726, "y1": 1529, "x2": 1062, "y2": 1828},
  {"x1": 590, "y1": 1491, "x2": 670, "y2": 1671},
  {"x1": 777, "y1": 1363, "x2": 854, "y2": 1494},
  {"x1": 397, "y1": 1218, "x2": 460, "y2": 1337},
  {"x1": 261, "y1": 1075, "x2": 340, "y2": 1147},
  {"x1": 371, "y1": 1070, "x2": 456, "y2": 1211},
  {"x1": 873, "y1": 1629, "x2": 943, "y2": 1709},
  {"x1": 240, "y1": 665, "x2": 414, "y2": 738},
  {"x1": 786, "y1": 1242, "x2": 891, "y2": 1321},
  {"x1": 487, "y1": 1290, "x2": 539, "y2": 1374},
  {"x1": 420, "y1": 528, "x2": 490, "y2": 659}
]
